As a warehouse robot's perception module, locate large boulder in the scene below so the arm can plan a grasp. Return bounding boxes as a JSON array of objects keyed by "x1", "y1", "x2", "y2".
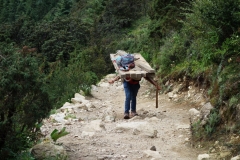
[
  {"x1": 200, "y1": 102, "x2": 214, "y2": 125},
  {"x1": 115, "y1": 121, "x2": 158, "y2": 138},
  {"x1": 31, "y1": 142, "x2": 67, "y2": 160},
  {"x1": 189, "y1": 108, "x2": 200, "y2": 124}
]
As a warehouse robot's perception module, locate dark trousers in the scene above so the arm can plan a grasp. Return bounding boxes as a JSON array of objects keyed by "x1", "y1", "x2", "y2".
[{"x1": 123, "y1": 80, "x2": 140, "y2": 114}]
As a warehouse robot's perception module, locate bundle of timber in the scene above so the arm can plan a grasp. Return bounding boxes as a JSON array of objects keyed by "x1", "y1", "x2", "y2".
[{"x1": 110, "y1": 50, "x2": 155, "y2": 80}]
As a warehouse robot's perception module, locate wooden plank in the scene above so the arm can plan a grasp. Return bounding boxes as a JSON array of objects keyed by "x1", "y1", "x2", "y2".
[
  {"x1": 115, "y1": 50, "x2": 128, "y2": 56},
  {"x1": 110, "y1": 50, "x2": 155, "y2": 79},
  {"x1": 134, "y1": 54, "x2": 155, "y2": 73}
]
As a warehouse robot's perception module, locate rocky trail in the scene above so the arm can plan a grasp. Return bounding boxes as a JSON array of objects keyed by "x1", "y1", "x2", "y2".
[{"x1": 36, "y1": 74, "x2": 208, "y2": 160}]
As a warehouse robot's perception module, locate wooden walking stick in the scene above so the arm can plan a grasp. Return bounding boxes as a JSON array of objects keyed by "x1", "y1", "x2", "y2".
[
  {"x1": 156, "y1": 84, "x2": 158, "y2": 108},
  {"x1": 145, "y1": 77, "x2": 160, "y2": 108}
]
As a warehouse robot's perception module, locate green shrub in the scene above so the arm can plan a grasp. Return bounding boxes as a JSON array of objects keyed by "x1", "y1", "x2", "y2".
[
  {"x1": 0, "y1": 48, "x2": 52, "y2": 158},
  {"x1": 191, "y1": 120, "x2": 205, "y2": 141},
  {"x1": 205, "y1": 110, "x2": 220, "y2": 136},
  {"x1": 44, "y1": 48, "x2": 100, "y2": 109},
  {"x1": 153, "y1": 31, "x2": 189, "y2": 78}
]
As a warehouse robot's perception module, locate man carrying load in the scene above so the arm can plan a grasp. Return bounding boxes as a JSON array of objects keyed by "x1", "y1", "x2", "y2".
[{"x1": 108, "y1": 50, "x2": 161, "y2": 119}]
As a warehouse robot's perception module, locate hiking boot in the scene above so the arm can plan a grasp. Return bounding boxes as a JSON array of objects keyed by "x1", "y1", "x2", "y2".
[
  {"x1": 124, "y1": 113, "x2": 130, "y2": 119},
  {"x1": 131, "y1": 111, "x2": 138, "y2": 117}
]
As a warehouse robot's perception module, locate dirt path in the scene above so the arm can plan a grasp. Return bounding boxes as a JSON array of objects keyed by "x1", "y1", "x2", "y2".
[{"x1": 42, "y1": 75, "x2": 205, "y2": 160}]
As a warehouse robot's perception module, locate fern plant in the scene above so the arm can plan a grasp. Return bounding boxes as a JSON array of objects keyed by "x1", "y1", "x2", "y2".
[{"x1": 50, "y1": 127, "x2": 69, "y2": 142}]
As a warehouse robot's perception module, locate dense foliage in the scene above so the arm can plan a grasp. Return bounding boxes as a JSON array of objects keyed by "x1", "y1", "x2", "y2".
[
  {"x1": 0, "y1": 47, "x2": 52, "y2": 158},
  {"x1": 154, "y1": 0, "x2": 240, "y2": 142},
  {"x1": 0, "y1": 0, "x2": 240, "y2": 158}
]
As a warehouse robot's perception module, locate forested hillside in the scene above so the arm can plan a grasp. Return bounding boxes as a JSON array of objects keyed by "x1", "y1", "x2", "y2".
[{"x1": 0, "y1": 0, "x2": 240, "y2": 159}]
